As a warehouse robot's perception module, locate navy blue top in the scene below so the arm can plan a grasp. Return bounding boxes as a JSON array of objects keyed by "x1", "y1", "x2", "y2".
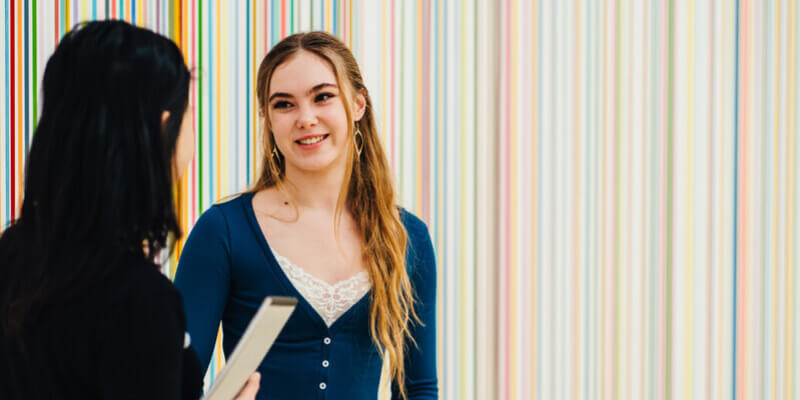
[{"x1": 174, "y1": 192, "x2": 438, "y2": 400}]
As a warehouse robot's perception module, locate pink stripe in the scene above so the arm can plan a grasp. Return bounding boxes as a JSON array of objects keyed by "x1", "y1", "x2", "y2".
[
  {"x1": 420, "y1": 0, "x2": 430, "y2": 222},
  {"x1": 192, "y1": 0, "x2": 197, "y2": 224}
]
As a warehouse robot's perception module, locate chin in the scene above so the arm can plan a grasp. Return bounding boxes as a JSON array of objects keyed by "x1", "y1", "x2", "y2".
[{"x1": 289, "y1": 157, "x2": 341, "y2": 174}]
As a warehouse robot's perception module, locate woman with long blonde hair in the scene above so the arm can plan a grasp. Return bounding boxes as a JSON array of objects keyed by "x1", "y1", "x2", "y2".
[{"x1": 175, "y1": 32, "x2": 438, "y2": 399}]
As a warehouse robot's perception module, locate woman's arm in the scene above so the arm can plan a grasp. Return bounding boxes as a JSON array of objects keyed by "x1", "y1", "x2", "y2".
[
  {"x1": 97, "y1": 284, "x2": 189, "y2": 399},
  {"x1": 174, "y1": 206, "x2": 232, "y2": 375},
  {"x1": 396, "y1": 217, "x2": 439, "y2": 399}
]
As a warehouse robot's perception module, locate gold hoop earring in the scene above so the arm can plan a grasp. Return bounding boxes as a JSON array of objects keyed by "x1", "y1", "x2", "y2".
[
  {"x1": 353, "y1": 128, "x2": 364, "y2": 159},
  {"x1": 270, "y1": 146, "x2": 282, "y2": 176}
]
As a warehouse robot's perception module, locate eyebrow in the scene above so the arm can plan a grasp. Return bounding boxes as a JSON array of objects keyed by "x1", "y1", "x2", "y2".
[{"x1": 268, "y1": 83, "x2": 338, "y2": 103}]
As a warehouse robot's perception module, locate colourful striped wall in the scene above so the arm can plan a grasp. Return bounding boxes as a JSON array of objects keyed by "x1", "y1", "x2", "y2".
[{"x1": 2, "y1": 1, "x2": 799, "y2": 399}]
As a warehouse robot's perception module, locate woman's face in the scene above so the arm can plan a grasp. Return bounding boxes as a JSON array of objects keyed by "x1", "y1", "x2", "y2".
[{"x1": 267, "y1": 50, "x2": 365, "y2": 176}]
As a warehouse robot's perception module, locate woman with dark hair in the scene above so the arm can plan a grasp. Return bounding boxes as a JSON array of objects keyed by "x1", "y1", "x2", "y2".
[{"x1": 0, "y1": 21, "x2": 257, "y2": 399}]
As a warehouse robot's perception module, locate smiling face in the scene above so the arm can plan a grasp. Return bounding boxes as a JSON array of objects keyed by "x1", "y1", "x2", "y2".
[{"x1": 267, "y1": 50, "x2": 364, "y2": 177}]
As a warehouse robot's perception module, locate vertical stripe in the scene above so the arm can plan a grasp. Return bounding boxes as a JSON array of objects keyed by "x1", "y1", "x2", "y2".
[
  {"x1": 733, "y1": 0, "x2": 741, "y2": 397},
  {"x1": 9, "y1": 0, "x2": 15, "y2": 222},
  {"x1": 2, "y1": 3, "x2": 799, "y2": 399}
]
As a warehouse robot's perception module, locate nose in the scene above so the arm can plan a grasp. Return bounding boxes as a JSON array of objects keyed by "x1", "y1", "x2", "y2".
[{"x1": 295, "y1": 105, "x2": 318, "y2": 130}]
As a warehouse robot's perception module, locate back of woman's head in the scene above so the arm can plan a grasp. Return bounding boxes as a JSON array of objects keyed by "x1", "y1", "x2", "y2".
[{"x1": 0, "y1": 20, "x2": 190, "y2": 335}]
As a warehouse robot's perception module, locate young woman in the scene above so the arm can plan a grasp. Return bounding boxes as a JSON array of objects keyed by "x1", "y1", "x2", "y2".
[
  {"x1": 0, "y1": 21, "x2": 258, "y2": 400},
  {"x1": 175, "y1": 32, "x2": 438, "y2": 399}
]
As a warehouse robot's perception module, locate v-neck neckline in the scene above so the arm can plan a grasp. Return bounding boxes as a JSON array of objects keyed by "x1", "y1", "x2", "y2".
[{"x1": 242, "y1": 192, "x2": 371, "y2": 333}]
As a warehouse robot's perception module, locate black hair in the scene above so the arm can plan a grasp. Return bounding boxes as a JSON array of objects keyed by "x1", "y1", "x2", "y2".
[{"x1": 0, "y1": 20, "x2": 190, "y2": 336}]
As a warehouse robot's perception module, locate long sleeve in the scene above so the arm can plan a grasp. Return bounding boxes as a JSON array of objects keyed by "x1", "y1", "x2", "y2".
[
  {"x1": 96, "y1": 282, "x2": 190, "y2": 399},
  {"x1": 395, "y1": 216, "x2": 439, "y2": 399},
  {"x1": 174, "y1": 205, "x2": 232, "y2": 375}
]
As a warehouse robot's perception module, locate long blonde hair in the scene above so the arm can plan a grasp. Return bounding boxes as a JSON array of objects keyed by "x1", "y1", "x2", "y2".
[{"x1": 254, "y1": 32, "x2": 418, "y2": 398}]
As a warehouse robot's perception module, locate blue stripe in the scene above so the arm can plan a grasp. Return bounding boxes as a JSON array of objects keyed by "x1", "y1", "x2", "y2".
[
  {"x1": 318, "y1": 0, "x2": 323, "y2": 30},
  {"x1": 732, "y1": 0, "x2": 740, "y2": 398},
  {"x1": 246, "y1": 0, "x2": 251, "y2": 185},
  {"x1": 271, "y1": 0, "x2": 278, "y2": 47},
  {"x1": 93, "y1": 0, "x2": 96, "y2": 20},
  {"x1": 131, "y1": 0, "x2": 135, "y2": 25}
]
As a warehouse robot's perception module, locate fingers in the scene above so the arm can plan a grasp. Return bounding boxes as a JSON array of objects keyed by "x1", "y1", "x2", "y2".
[{"x1": 234, "y1": 372, "x2": 261, "y2": 400}]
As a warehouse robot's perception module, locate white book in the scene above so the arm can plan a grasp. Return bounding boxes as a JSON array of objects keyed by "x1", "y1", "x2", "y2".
[{"x1": 204, "y1": 296, "x2": 297, "y2": 400}]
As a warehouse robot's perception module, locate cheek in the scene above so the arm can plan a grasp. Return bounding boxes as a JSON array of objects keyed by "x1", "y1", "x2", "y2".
[{"x1": 269, "y1": 114, "x2": 292, "y2": 137}]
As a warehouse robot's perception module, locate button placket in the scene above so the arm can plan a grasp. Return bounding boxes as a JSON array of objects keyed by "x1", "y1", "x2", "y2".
[{"x1": 319, "y1": 334, "x2": 331, "y2": 396}]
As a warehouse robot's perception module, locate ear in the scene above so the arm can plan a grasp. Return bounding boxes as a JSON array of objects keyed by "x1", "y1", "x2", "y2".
[{"x1": 353, "y1": 89, "x2": 367, "y2": 122}]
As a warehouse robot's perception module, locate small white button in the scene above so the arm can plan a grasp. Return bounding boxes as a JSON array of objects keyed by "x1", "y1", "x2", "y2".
[
  {"x1": 319, "y1": 382, "x2": 327, "y2": 390},
  {"x1": 322, "y1": 360, "x2": 329, "y2": 367},
  {"x1": 323, "y1": 337, "x2": 331, "y2": 345}
]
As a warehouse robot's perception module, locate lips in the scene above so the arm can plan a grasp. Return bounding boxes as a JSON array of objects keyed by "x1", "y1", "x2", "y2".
[{"x1": 295, "y1": 134, "x2": 329, "y2": 146}]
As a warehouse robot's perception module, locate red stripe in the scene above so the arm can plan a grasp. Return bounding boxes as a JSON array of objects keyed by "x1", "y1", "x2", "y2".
[
  {"x1": 263, "y1": 2, "x2": 272, "y2": 55},
  {"x1": 10, "y1": 0, "x2": 16, "y2": 221},
  {"x1": 54, "y1": 0, "x2": 59, "y2": 44},
  {"x1": 280, "y1": 0, "x2": 286, "y2": 39}
]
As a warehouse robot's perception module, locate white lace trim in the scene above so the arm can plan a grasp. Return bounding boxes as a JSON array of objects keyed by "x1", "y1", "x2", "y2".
[{"x1": 272, "y1": 248, "x2": 371, "y2": 327}]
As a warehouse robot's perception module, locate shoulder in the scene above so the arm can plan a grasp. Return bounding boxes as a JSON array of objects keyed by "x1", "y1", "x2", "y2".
[
  {"x1": 190, "y1": 193, "x2": 252, "y2": 236},
  {"x1": 93, "y1": 257, "x2": 185, "y2": 330},
  {"x1": 397, "y1": 208, "x2": 435, "y2": 270},
  {"x1": 105, "y1": 257, "x2": 181, "y2": 301},
  {"x1": 398, "y1": 208, "x2": 431, "y2": 245}
]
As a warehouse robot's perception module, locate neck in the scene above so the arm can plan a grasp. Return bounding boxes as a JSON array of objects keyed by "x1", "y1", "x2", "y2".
[{"x1": 282, "y1": 160, "x2": 349, "y2": 214}]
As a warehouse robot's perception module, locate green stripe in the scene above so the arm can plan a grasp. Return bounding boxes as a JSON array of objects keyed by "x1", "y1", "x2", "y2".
[{"x1": 32, "y1": 0, "x2": 37, "y2": 133}]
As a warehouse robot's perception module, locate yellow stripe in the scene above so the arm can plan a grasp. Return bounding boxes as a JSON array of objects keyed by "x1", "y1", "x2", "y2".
[
  {"x1": 786, "y1": 1, "x2": 797, "y2": 397},
  {"x1": 325, "y1": 0, "x2": 331, "y2": 32}
]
